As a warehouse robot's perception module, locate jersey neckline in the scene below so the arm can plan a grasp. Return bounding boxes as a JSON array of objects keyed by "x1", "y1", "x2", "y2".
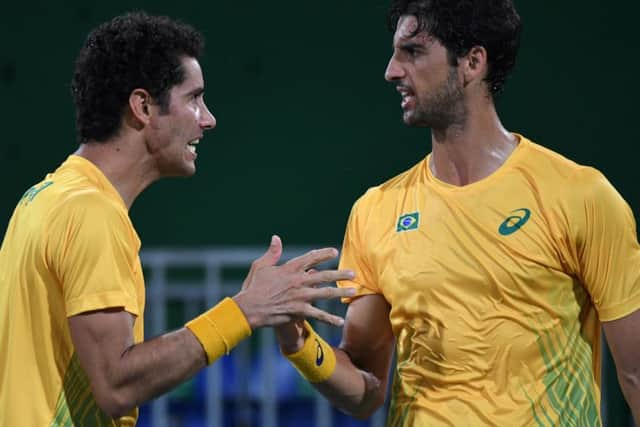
[{"x1": 423, "y1": 133, "x2": 531, "y2": 193}]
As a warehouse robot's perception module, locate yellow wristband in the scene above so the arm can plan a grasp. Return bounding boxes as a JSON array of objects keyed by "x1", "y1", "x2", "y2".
[
  {"x1": 185, "y1": 297, "x2": 251, "y2": 365},
  {"x1": 284, "y1": 321, "x2": 336, "y2": 383}
]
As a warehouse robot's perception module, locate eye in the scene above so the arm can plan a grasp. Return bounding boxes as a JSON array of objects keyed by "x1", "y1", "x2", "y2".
[
  {"x1": 401, "y1": 45, "x2": 421, "y2": 59},
  {"x1": 190, "y1": 90, "x2": 205, "y2": 102}
]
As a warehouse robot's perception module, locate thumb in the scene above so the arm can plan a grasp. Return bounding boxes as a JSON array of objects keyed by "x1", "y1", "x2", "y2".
[{"x1": 253, "y1": 234, "x2": 283, "y2": 268}]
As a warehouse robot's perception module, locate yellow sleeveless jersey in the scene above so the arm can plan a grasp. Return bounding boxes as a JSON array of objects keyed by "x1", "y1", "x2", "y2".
[
  {"x1": 338, "y1": 135, "x2": 640, "y2": 426},
  {"x1": 0, "y1": 155, "x2": 145, "y2": 426}
]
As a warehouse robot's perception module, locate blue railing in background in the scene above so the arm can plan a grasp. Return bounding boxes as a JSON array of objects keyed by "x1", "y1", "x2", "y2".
[{"x1": 138, "y1": 247, "x2": 387, "y2": 427}]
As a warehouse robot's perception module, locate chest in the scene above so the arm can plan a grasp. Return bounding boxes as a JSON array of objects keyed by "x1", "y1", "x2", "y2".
[{"x1": 367, "y1": 186, "x2": 580, "y2": 324}]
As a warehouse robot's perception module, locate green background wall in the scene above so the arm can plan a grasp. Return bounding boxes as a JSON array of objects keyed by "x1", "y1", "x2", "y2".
[{"x1": 1, "y1": 1, "x2": 638, "y2": 425}]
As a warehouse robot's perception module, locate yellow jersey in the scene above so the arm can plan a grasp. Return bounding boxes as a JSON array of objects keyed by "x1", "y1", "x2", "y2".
[
  {"x1": 0, "y1": 155, "x2": 145, "y2": 426},
  {"x1": 338, "y1": 135, "x2": 640, "y2": 426}
]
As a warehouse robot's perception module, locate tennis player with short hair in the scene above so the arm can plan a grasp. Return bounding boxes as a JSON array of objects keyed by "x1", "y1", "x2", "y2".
[
  {"x1": 275, "y1": 1, "x2": 640, "y2": 425},
  {"x1": 0, "y1": 12, "x2": 354, "y2": 426}
]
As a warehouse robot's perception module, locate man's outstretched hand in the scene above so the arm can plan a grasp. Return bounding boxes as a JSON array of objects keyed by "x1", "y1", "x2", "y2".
[{"x1": 233, "y1": 235, "x2": 355, "y2": 329}]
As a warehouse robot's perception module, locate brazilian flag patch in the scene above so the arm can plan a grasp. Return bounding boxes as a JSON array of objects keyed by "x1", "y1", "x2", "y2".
[{"x1": 396, "y1": 212, "x2": 420, "y2": 232}]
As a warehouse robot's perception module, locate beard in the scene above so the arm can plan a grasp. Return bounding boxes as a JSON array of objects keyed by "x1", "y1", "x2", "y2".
[{"x1": 403, "y1": 67, "x2": 466, "y2": 129}]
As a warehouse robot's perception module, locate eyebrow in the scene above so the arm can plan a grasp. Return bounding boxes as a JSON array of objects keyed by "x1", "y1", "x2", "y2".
[
  {"x1": 395, "y1": 41, "x2": 426, "y2": 51},
  {"x1": 185, "y1": 87, "x2": 205, "y2": 98}
]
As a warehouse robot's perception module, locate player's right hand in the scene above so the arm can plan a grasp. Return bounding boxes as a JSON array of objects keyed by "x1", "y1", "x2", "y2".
[{"x1": 232, "y1": 235, "x2": 356, "y2": 329}]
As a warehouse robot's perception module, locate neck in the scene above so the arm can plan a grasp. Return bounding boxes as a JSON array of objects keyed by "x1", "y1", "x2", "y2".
[
  {"x1": 74, "y1": 134, "x2": 160, "y2": 209},
  {"x1": 429, "y1": 101, "x2": 516, "y2": 186}
]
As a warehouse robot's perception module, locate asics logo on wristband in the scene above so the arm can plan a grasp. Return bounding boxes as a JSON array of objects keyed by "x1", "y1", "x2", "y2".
[
  {"x1": 498, "y1": 208, "x2": 531, "y2": 236},
  {"x1": 315, "y1": 338, "x2": 324, "y2": 366}
]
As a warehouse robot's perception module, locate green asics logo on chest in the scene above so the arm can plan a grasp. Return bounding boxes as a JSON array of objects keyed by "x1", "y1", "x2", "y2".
[
  {"x1": 396, "y1": 212, "x2": 420, "y2": 232},
  {"x1": 499, "y1": 208, "x2": 531, "y2": 235}
]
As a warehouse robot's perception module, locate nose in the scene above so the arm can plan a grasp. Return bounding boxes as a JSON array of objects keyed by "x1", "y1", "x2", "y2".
[
  {"x1": 200, "y1": 102, "x2": 216, "y2": 130},
  {"x1": 384, "y1": 54, "x2": 404, "y2": 82}
]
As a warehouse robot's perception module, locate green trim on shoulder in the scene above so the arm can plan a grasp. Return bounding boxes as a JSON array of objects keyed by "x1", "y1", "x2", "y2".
[{"x1": 20, "y1": 181, "x2": 54, "y2": 206}]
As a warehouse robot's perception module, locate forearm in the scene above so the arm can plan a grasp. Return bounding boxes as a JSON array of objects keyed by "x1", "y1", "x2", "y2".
[
  {"x1": 106, "y1": 328, "x2": 206, "y2": 415},
  {"x1": 314, "y1": 348, "x2": 385, "y2": 419},
  {"x1": 75, "y1": 298, "x2": 250, "y2": 418},
  {"x1": 277, "y1": 323, "x2": 385, "y2": 418},
  {"x1": 111, "y1": 296, "x2": 251, "y2": 410}
]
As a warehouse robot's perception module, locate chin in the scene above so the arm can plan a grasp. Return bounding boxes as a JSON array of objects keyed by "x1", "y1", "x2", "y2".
[
  {"x1": 403, "y1": 111, "x2": 432, "y2": 128},
  {"x1": 160, "y1": 162, "x2": 197, "y2": 178},
  {"x1": 181, "y1": 163, "x2": 197, "y2": 177},
  {"x1": 179, "y1": 156, "x2": 197, "y2": 176},
  {"x1": 402, "y1": 113, "x2": 420, "y2": 128}
]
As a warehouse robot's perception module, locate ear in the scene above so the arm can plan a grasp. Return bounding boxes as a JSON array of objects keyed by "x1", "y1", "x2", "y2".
[
  {"x1": 461, "y1": 46, "x2": 488, "y2": 87},
  {"x1": 128, "y1": 89, "x2": 153, "y2": 126}
]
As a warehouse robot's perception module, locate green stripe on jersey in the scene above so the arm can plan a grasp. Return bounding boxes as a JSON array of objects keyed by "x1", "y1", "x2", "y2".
[
  {"x1": 533, "y1": 314, "x2": 600, "y2": 427},
  {"x1": 50, "y1": 353, "x2": 113, "y2": 427}
]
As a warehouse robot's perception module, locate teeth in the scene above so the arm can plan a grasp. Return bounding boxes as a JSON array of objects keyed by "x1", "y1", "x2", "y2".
[{"x1": 187, "y1": 145, "x2": 196, "y2": 154}]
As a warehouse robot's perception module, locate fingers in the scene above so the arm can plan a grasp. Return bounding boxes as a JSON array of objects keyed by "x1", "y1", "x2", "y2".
[
  {"x1": 285, "y1": 247, "x2": 339, "y2": 272},
  {"x1": 303, "y1": 305, "x2": 346, "y2": 327},
  {"x1": 303, "y1": 285, "x2": 357, "y2": 301},
  {"x1": 267, "y1": 288, "x2": 356, "y2": 327},
  {"x1": 302, "y1": 269, "x2": 355, "y2": 287},
  {"x1": 251, "y1": 235, "x2": 283, "y2": 270},
  {"x1": 242, "y1": 235, "x2": 282, "y2": 291}
]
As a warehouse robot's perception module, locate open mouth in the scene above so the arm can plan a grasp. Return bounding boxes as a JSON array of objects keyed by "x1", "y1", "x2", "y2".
[
  {"x1": 397, "y1": 86, "x2": 415, "y2": 109},
  {"x1": 187, "y1": 139, "x2": 199, "y2": 154}
]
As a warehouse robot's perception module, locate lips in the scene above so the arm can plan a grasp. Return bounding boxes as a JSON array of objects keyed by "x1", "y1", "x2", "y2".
[
  {"x1": 396, "y1": 86, "x2": 415, "y2": 110},
  {"x1": 401, "y1": 95, "x2": 416, "y2": 110},
  {"x1": 186, "y1": 138, "x2": 199, "y2": 158}
]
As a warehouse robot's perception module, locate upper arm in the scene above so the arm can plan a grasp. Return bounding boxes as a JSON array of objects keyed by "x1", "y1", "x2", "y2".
[
  {"x1": 68, "y1": 308, "x2": 136, "y2": 408},
  {"x1": 339, "y1": 294, "x2": 395, "y2": 389},
  {"x1": 603, "y1": 309, "x2": 640, "y2": 380},
  {"x1": 48, "y1": 194, "x2": 142, "y2": 317}
]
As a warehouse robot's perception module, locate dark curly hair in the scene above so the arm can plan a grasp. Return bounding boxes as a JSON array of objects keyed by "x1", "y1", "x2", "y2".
[
  {"x1": 388, "y1": 0, "x2": 522, "y2": 97},
  {"x1": 71, "y1": 12, "x2": 204, "y2": 143}
]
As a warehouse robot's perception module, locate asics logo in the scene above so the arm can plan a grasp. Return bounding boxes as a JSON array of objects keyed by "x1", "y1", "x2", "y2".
[
  {"x1": 498, "y1": 208, "x2": 531, "y2": 236},
  {"x1": 315, "y1": 338, "x2": 324, "y2": 366}
]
